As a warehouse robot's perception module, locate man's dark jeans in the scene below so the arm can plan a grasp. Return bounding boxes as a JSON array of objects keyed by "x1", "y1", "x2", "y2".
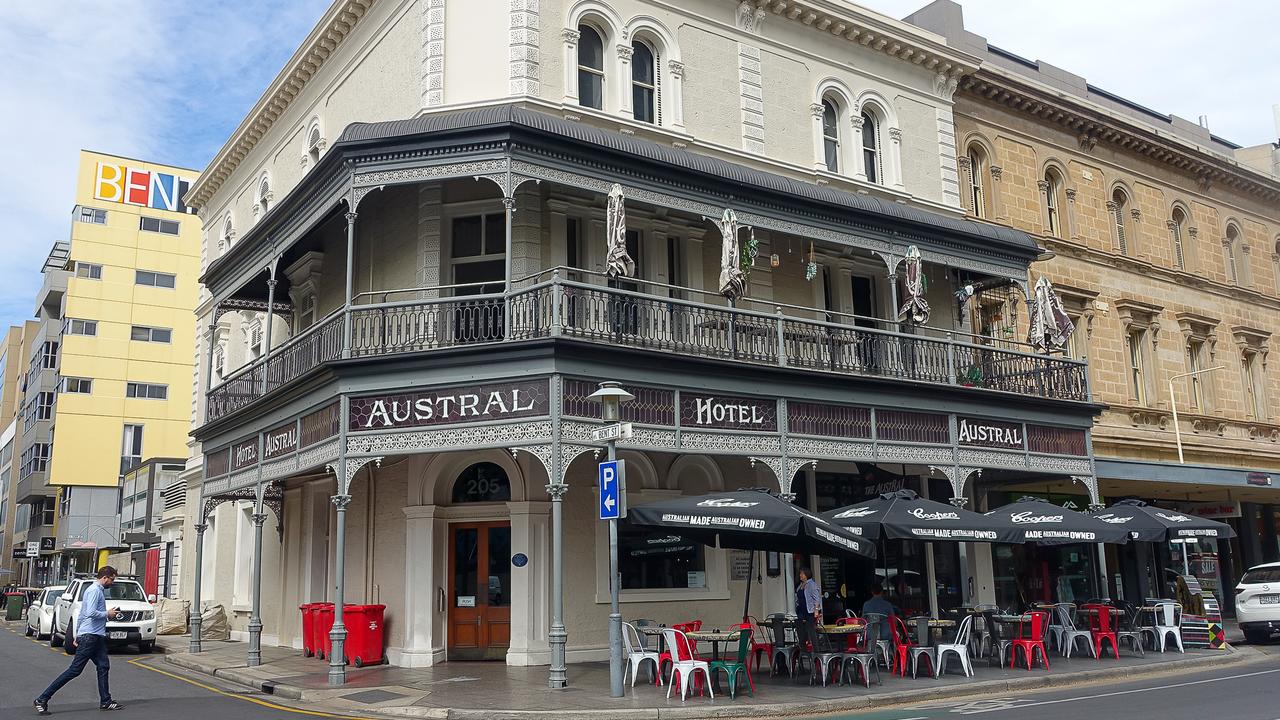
[{"x1": 38, "y1": 633, "x2": 111, "y2": 705}]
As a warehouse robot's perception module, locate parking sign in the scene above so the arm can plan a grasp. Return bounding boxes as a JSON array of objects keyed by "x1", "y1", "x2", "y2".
[{"x1": 598, "y1": 460, "x2": 626, "y2": 520}]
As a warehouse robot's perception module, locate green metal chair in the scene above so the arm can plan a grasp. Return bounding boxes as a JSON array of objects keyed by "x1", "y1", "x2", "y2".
[{"x1": 709, "y1": 627, "x2": 755, "y2": 699}]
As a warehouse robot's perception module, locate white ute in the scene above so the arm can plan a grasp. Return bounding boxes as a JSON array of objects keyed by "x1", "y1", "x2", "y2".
[{"x1": 52, "y1": 576, "x2": 157, "y2": 653}]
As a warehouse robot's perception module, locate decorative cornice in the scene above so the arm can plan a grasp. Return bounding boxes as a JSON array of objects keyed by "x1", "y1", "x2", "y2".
[
  {"x1": 746, "y1": 0, "x2": 978, "y2": 85},
  {"x1": 959, "y1": 70, "x2": 1280, "y2": 204},
  {"x1": 187, "y1": 0, "x2": 375, "y2": 210}
]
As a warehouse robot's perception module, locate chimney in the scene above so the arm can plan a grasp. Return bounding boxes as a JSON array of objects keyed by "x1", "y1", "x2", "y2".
[
  {"x1": 1197, "y1": 115, "x2": 1209, "y2": 130},
  {"x1": 1273, "y1": 104, "x2": 1280, "y2": 141}
]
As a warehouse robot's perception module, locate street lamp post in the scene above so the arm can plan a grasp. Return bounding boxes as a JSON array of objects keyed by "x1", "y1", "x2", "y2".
[
  {"x1": 587, "y1": 381, "x2": 634, "y2": 700},
  {"x1": 1168, "y1": 366, "x2": 1225, "y2": 464}
]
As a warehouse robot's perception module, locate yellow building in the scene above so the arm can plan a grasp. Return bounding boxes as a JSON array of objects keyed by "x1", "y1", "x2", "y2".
[{"x1": 33, "y1": 150, "x2": 200, "y2": 576}]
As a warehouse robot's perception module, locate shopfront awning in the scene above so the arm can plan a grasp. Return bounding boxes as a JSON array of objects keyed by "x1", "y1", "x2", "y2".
[{"x1": 1095, "y1": 458, "x2": 1275, "y2": 491}]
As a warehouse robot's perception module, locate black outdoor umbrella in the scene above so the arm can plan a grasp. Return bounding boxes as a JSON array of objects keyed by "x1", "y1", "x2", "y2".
[
  {"x1": 985, "y1": 496, "x2": 1131, "y2": 544},
  {"x1": 824, "y1": 489, "x2": 1017, "y2": 543},
  {"x1": 1090, "y1": 499, "x2": 1236, "y2": 542},
  {"x1": 627, "y1": 489, "x2": 875, "y2": 620}
]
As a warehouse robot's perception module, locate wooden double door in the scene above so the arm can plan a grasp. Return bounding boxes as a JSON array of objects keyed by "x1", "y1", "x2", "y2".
[{"x1": 447, "y1": 522, "x2": 511, "y2": 661}]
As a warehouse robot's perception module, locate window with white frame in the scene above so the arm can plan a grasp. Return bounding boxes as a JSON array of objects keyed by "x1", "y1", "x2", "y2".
[
  {"x1": 1225, "y1": 224, "x2": 1242, "y2": 285},
  {"x1": 139, "y1": 216, "x2": 180, "y2": 235},
  {"x1": 631, "y1": 39, "x2": 657, "y2": 124},
  {"x1": 1242, "y1": 350, "x2": 1266, "y2": 419},
  {"x1": 862, "y1": 111, "x2": 881, "y2": 185},
  {"x1": 65, "y1": 318, "x2": 97, "y2": 336},
  {"x1": 60, "y1": 377, "x2": 92, "y2": 394},
  {"x1": 220, "y1": 216, "x2": 235, "y2": 252},
  {"x1": 307, "y1": 122, "x2": 324, "y2": 165},
  {"x1": 256, "y1": 175, "x2": 272, "y2": 218},
  {"x1": 135, "y1": 270, "x2": 176, "y2": 288},
  {"x1": 966, "y1": 144, "x2": 988, "y2": 218},
  {"x1": 1110, "y1": 188, "x2": 1131, "y2": 255},
  {"x1": 1170, "y1": 207, "x2": 1188, "y2": 270},
  {"x1": 75, "y1": 262, "x2": 103, "y2": 280},
  {"x1": 74, "y1": 206, "x2": 107, "y2": 225},
  {"x1": 577, "y1": 24, "x2": 605, "y2": 110},
  {"x1": 821, "y1": 97, "x2": 841, "y2": 173},
  {"x1": 126, "y1": 382, "x2": 168, "y2": 400},
  {"x1": 1044, "y1": 168, "x2": 1064, "y2": 237},
  {"x1": 1186, "y1": 339, "x2": 1207, "y2": 411},
  {"x1": 40, "y1": 341, "x2": 58, "y2": 369},
  {"x1": 618, "y1": 521, "x2": 707, "y2": 589},
  {"x1": 120, "y1": 424, "x2": 143, "y2": 476},
  {"x1": 130, "y1": 325, "x2": 172, "y2": 343},
  {"x1": 1127, "y1": 328, "x2": 1148, "y2": 404}
]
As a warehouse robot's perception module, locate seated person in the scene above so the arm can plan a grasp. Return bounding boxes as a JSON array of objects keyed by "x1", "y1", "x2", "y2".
[{"x1": 861, "y1": 585, "x2": 897, "y2": 638}]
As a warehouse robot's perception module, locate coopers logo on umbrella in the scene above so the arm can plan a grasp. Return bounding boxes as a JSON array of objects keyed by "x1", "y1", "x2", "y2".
[
  {"x1": 697, "y1": 498, "x2": 760, "y2": 508},
  {"x1": 1155, "y1": 512, "x2": 1193, "y2": 523},
  {"x1": 909, "y1": 508, "x2": 960, "y2": 520},
  {"x1": 1094, "y1": 514, "x2": 1132, "y2": 524},
  {"x1": 1010, "y1": 511, "x2": 1064, "y2": 524},
  {"x1": 834, "y1": 506, "x2": 876, "y2": 519}
]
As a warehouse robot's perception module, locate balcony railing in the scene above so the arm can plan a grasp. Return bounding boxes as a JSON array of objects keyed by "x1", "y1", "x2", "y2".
[{"x1": 205, "y1": 271, "x2": 1090, "y2": 422}]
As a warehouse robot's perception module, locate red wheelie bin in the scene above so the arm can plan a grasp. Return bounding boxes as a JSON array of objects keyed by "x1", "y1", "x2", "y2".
[
  {"x1": 315, "y1": 603, "x2": 335, "y2": 660},
  {"x1": 299, "y1": 604, "x2": 318, "y2": 657},
  {"x1": 342, "y1": 604, "x2": 386, "y2": 667}
]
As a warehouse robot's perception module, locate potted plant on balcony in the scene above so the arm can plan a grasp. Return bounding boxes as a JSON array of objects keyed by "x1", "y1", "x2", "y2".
[{"x1": 958, "y1": 365, "x2": 984, "y2": 388}]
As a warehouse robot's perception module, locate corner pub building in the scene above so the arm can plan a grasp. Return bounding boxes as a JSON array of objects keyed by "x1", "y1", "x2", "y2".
[{"x1": 181, "y1": 0, "x2": 1103, "y2": 685}]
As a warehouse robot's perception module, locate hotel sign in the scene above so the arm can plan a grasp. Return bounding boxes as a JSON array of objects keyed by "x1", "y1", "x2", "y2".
[
  {"x1": 349, "y1": 379, "x2": 550, "y2": 431},
  {"x1": 679, "y1": 393, "x2": 777, "y2": 432},
  {"x1": 231, "y1": 437, "x2": 259, "y2": 471},
  {"x1": 958, "y1": 417, "x2": 1023, "y2": 450},
  {"x1": 264, "y1": 422, "x2": 299, "y2": 460}
]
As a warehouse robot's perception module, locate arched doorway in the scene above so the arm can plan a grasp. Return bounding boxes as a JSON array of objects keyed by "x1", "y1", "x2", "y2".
[{"x1": 448, "y1": 462, "x2": 512, "y2": 661}]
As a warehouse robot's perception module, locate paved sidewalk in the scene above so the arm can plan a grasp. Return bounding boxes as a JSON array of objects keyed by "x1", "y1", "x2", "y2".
[{"x1": 155, "y1": 634, "x2": 1255, "y2": 720}]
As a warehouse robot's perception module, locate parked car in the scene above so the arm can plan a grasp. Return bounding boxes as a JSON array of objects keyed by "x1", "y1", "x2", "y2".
[
  {"x1": 52, "y1": 576, "x2": 157, "y2": 653},
  {"x1": 1236, "y1": 561, "x2": 1280, "y2": 644},
  {"x1": 24, "y1": 585, "x2": 66, "y2": 640}
]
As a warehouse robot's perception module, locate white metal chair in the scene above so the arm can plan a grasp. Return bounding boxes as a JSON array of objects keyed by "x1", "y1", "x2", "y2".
[
  {"x1": 662, "y1": 628, "x2": 713, "y2": 701},
  {"x1": 932, "y1": 615, "x2": 975, "y2": 678},
  {"x1": 1153, "y1": 602, "x2": 1184, "y2": 653},
  {"x1": 1055, "y1": 604, "x2": 1095, "y2": 658},
  {"x1": 624, "y1": 622, "x2": 661, "y2": 687}
]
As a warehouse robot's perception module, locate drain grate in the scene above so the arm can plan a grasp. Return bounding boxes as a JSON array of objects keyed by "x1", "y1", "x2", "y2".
[{"x1": 341, "y1": 689, "x2": 408, "y2": 704}]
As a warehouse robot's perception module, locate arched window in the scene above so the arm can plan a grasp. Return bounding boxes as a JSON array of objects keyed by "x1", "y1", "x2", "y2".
[
  {"x1": 967, "y1": 144, "x2": 988, "y2": 218},
  {"x1": 1170, "y1": 207, "x2": 1187, "y2": 270},
  {"x1": 1110, "y1": 188, "x2": 1130, "y2": 255},
  {"x1": 631, "y1": 40, "x2": 657, "y2": 124},
  {"x1": 220, "y1": 215, "x2": 234, "y2": 252},
  {"x1": 577, "y1": 24, "x2": 605, "y2": 110},
  {"x1": 1225, "y1": 224, "x2": 1241, "y2": 284},
  {"x1": 1044, "y1": 168, "x2": 1064, "y2": 237},
  {"x1": 1273, "y1": 238, "x2": 1280, "y2": 294},
  {"x1": 257, "y1": 176, "x2": 271, "y2": 218},
  {"x1": 307, "y1": 126, "x2": 323, "y2": 165},
  {"x1": 821, "y1": 97, "x2": 840, "y2": 173},
  {"x1": 861, "y1": 111, "x2": 881, "y2": 185},
  {"x1": 451, "y1": 462, "x2": 511, "y2": 503}
]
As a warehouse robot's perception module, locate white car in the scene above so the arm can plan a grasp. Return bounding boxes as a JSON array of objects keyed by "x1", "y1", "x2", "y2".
[
  {"x1": 24, "y1": 585, "x2": 66, "y2": 640},
  {"x1": 1236, "y1": 561, "x2": 1280, "y2": 644},
  {"x1": 52, "y1": 576, "x2": 157, "y2": 653}
]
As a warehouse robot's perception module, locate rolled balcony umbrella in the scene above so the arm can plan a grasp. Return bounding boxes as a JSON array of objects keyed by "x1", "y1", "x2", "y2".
[
  {"x1": 604, "y1": 183, "x2": 635, "y2": 279},
  {"x1": 1027, "y1": 276, "x2": 1075, "y2": 353},
  {"x1": 715, "y1": 209, "x2": 745, "y2": 300},
  {"x1": 824, "y1": 489, "x2": 1017, "y2": 543},
  {"x1": 628, "y1": 488, "x2": 874, "y2": 620},
  {"x1": 897, "y1": 246, "x2": 930, "y2": 325},
  {"x1": 1090, "y1": 499, "x2": 1236, "y2": 542},
  {"x1": 985, "y1": 496, "x2": 1131, "y2": 544}
]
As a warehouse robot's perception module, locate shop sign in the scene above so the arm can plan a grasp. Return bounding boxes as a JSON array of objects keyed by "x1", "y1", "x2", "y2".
[
  {"x1": 93, "y1": 162, "x2": 195, "y2": 213},
  {"x1": 40, "y1": 537, "x2": 55, "y2": 552},
  {"x1": 263, "y1": 422, "x2": 299, "y2": 460},
  {"x1": 231, "y1": 438, "x2": 259, "y2": 471},
  {"x1": 12, "y1": 546, "x2": 25, "y2": 559},
  {"x1": 1246, "y1": 472, "x2": 1272, "y2": 486},
  {"x1": 1179, "y1": 502, "x2": 1241, "y2": 520},
  {"x1": 957, "y1": 417, "x2": 1023, "y2": 449},
  {"x1": 679, "y1": 393, "x2": 777, "y2": 431},
  {"x1": 348, "y1": 379, "x2": 550, "y2": 431}
]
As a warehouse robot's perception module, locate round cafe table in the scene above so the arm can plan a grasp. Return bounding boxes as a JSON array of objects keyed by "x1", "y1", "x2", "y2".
[
  {"x1": 685, "y1": 629, "x2": 741, "y2": 661},
  {"x1": 636, "y1": 624, "x2": 667, "y2": 654},
  {"x1": 909, "y1": 617, "x2": 955, "y2": 646}
]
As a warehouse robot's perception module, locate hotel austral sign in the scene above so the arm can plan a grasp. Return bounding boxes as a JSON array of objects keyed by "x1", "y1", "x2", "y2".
[
  {"x1": 231, "y1": 437, "x2": 259, "y2": 471},
  {"x1": 957, "y1": 417, "x2": 1023, "y2": 450},
  {"x1": 678, "y1": 393, "x2": 777, "y2": 432},
  {"x1": 264, "y1": 421, "x2": 300, "y2": 460},
  {"x1": 349, "y1": 379, "x2": 551, "y2": 431}
]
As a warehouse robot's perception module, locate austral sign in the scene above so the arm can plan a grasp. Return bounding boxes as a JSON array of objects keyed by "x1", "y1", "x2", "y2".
[
  {"x1": 264, "y1": 422, "x2": 300, "y2": 460},
  {"x1": 349, "y1": 379, "x2": 550, "y2": 431},
  {"x1": 679, "y1": 393, "x2": 777, "y2": 432},
  {"x1": 957, "y1": 417, "x2": 1023, "y2": 450}
]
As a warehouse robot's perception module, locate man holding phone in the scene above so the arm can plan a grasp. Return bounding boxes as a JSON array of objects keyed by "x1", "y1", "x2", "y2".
[{"x1": 34, "y1": 566, "x2": 124, "y2": 714}]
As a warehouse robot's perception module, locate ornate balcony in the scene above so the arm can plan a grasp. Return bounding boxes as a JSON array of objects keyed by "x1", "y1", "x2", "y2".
[{"x1": 205, "y1": 269, "x2": 1089, "y2": 424}]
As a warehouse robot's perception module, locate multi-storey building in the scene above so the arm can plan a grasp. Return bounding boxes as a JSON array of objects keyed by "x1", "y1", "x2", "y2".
[
  {"x1": 907, "y1": 0, "x2": 1280, "y2": 613},
  {"x1": 16, "y1": 150, "x2": 201, "y2": 580},
  {"x1": 0, "y1": 321, "x2": 38, "y2": 573},
  {"x1": 183, "y1": 0, "x2": 1107, "y2": 682}
]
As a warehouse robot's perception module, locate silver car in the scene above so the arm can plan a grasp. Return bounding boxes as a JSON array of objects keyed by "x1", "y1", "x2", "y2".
[{"x1": 25, "y1": 585, "x2": 66, "y2": 640}]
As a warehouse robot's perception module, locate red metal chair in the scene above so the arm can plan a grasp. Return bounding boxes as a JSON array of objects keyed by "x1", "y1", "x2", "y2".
[
  {"x1": 1010, "y1": 611, "x2": 1051, "y2": 670},
  {"x1": 889, "y1": 615, "x2": 917, "y2": 677},
  {"x1": 1082, "y1": 604, "x2": 1119, "y2": 660},
  {"x1": 745, "y1": 616, "x2": 773, "y2": 672}
]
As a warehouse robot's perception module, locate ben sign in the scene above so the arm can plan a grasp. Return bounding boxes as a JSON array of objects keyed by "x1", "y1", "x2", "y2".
[{"x1": 94, "y1": 162, "x2": 196, "y2": 214}]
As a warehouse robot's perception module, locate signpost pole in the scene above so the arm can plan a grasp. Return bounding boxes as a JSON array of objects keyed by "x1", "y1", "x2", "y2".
[
  {"x1": 607, "y1": 439, "x2": 622, "y2": 699},
  {"x1": 588, "y1": 381, "x2": 633, "y2": 701}
]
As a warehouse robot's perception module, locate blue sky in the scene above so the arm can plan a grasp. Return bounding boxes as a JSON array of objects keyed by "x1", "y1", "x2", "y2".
[{"x1": 0, "y1": 0, "x2": 1275, "y2": 337}]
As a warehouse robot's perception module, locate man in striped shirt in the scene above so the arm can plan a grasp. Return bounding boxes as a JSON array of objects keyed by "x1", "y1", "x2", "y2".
[{"x1": 34, "y1": 566, "x2": 124, "y2": 714}]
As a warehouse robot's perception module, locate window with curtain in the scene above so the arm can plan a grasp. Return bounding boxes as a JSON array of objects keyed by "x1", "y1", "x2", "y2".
[
  {"x1": 1186, "y1": 339, "x2": 1205, "y2": 411},
  {"x1": 1127, "y1": 329, "x2": 1147, "y2": 404},
  {"x1": 1170, "y1": 208, "x2": 1187, "y2": 270},
  {"x1": 1225, "y1": 225, "x2": 1241, "y2": 284},
  {"x1": 822, "y1": 98, "x2": 840, "y2": 173},
  {"x1": 1044, "y1": 169, "x2": 1063, "y2": 236},
  {"x1": 1243, "y1": 351, "x2": 1265, "y2": 418},
  {"x1": 1111, "y1": 188, "x2": 1130, "y2": 255},
  {"x1": 577, "y1": 25, "x2": 605, "y2": 110},
  {"x1": 631, "y1": 40, "x2": 657, "y2": 124},
  {"x1": 967, "y1": 145, "x2": 987, "y2": 218},
  {"x1": 862, "y1": 111, "x2": 880, "y2": 184}
]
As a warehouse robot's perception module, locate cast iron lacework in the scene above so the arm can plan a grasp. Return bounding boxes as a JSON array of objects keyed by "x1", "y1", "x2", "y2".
[
  {"x1": 262, "y1": 456, "x2": 300, "y2": 481},
  {"x1": 787, "y1": 438, "x2": 875, "y2": 461},
  {"x1": 682, "y1": 431, "x2": 782, "y2": 454},
  {"x1": 346, "y1": 420, "x2": 554, "y2": 456},
  {"x1": 297, "y1": 438, "x2": 340, "y2": 473},
  {"x1": 513, "y1": 443, "x2": 599, "y2": 486},
  {"x1": 200, "y1": 482, "x2": 284, "y2": 539},
  {"x1": 956, "y1": 448, "x2": 1024, "y2": 470},
  {"x1": 353, "y1": 159, "x2": 508, "y2": 188},
  {"x1": 879, "y1": 443, "x2": 954, "y2": 464},
  {"x1": 1028, "y1": 455, "x2": 1093, "y2": 474}
]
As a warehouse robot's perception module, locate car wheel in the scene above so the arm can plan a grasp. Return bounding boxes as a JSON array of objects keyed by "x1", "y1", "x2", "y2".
[
  {"x1": 25, "y1": 622, "x2": 34, "y2": 637},
  {"x1": 50, "y1": 623, "x2": 61, "y2": 647}
]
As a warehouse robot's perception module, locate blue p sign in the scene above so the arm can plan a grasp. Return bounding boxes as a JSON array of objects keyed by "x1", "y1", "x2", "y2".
[{"x1": 599, "y1": 460, "x2": 625, "y2": 520}]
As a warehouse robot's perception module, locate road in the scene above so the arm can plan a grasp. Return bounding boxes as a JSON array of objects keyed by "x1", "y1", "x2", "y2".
[{"x1": 0, "y1": 622, "x2": 368, "y2": 719}]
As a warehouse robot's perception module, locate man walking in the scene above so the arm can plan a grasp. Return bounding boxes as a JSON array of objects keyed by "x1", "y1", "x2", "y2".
[{"x1": 34, "y1": 566, "x2": 124, "y2": 714}]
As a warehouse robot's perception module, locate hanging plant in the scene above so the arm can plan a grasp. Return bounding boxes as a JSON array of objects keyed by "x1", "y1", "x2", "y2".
[
  {"x1": 739, "y1": 228, "x2": 759, "y2": 277},
  {"x1": 805, "y1": 240, "x2": 818, "y2": 281}
]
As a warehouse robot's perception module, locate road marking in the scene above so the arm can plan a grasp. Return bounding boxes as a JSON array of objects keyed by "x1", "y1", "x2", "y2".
[
  {"x1": 955, "y1": 667, "x2": 1280, "y2": 714},
  {"x1": 127, "y1": 657, "x2": 376, "y2": 720}
]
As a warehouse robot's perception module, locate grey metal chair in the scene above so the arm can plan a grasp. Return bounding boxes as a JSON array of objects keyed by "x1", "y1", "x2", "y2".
[
  {"x1": 1114, "y1": 605, "x2": 1145, "y2": 657},
  {"x1": 1056, "y1": 604, "x2": 1095, "y2": 658},
  {"x1": 862, "y1": 612, "x2": 893, "y2": 669},
  {"x1": 981, "y1": 610, "x2": 1015, "y2": 668},
  {"x1": 767, "y1": 615, "x2": 801, "y2": 677},
  {"x1": 807, "y1": 630, "x2": 845, "y2": 687},
  {"x1": 841, "y1": 620, "x2": 883, "y2": 687},
  {"x1": 909, "y1": 618, "x2": 939, "y2": 679}
]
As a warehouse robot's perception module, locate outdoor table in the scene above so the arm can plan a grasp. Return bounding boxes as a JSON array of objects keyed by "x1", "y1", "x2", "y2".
[
  {"x1": 910, "y1": 617, "x2": 955, "y2": 646},
  {"x1": 685, "y1": 629, "x2": 741, "y2": 662},
  {"x1": 636, "y1": 625, "x2": 667, "y2": 654},
  {"x1": 817, "y1": 621, "x2": 866, "y2": 651},
  {"x1": 1079, "y1": 607, "x2": 1125, "y2": 616}
]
